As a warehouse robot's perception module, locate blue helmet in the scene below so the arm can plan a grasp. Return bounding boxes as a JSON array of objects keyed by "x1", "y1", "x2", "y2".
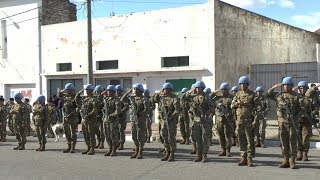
[
  {"x1": 106, "y1": 85, "x2": 116, "y2": 92},
  {"x1": 298, "y1": 81, "x2": 308, "y2": 88},
  {"x1": 84, "y1": 84, "x2": 95, "y2": 91},
  {"x1": 231, "y1": 86, "x2": 239, "y2": 92},
  {"x1": 162, "y1": 82, "x2": 174, "y2": 90},
  {"x1": 203, "y1": 88, "x2": 212, "y2": 93},
  {"x1": 181, "y1": 88, "x2": 188, "y2": 93},
  {"x1": 64, "y1": 83, "x2": 75, "y2": 90},
  {"x1": 238, "y1": 76, "x2": 250, "y2": 84},
  {"x1": 14, "y1": 93, "x2": 23, "y2": 99},
  {"x1": 194, "y1": 81, "x2": 206, "y2": 89},
  {"x1": 144, "y1": 88, "x2": 150, "y2": 94},
  {"x1": 255, "y1": 86, "x2": 264, "y2": 92},
  {"x1": 282, "y1": 77, "x2": 294, "y2": 86},
  {"x1": 133, "y1": 83, "x2": 144, "y2": 92},
  {"x1": 191, "y1": 84, "x2": 196, "y2": 89},
  {"x1": 37, "y1": 95, "x2": 46, "y2": 102},
  {"x1": 220, "y1": 82, "x2": 230, "y2": 90},
  {"x1": 115, "y1": 85, "x2": 123, "y2": 92},
  {"x1": 95, "y1": 85, "x2": 103, "y2": 92}
]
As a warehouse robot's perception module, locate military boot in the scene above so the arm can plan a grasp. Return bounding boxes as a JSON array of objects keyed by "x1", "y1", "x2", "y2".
[
  {"x1": 180, "y1": 139, "x2": 186, "y2": 144},
  {"x1": 302, "y1": 151, "x2": 309, "y2": 161},
  {"x1": 1, "y1": 136, "x2": 6, "y2": 142},
  {"x1": 95, "y1": 141, "x2": 101, "y2": 148},
  {"x1": 105, "y1": 146, "x2": 112, "y2": 156},
  {"x1": 70, "y1": 142, "x2": 76, "y2": 153},
  {"x1": 193, "y1": 152, "x2": 203, "y2": 162},
  {"x1": 18, "y1": 144, "x2": 25, "y2": 150},
  {"x1": 296, "y1": 150, "x2": 303, "y2": 161},
  {"x1": 290, "y1": 157, "x2": 297, "y2": 169},
  {"x1": 255, "y1": 139, "x2": 261, "y2": 147},
  {"x1": 137, "y1": 147, "x2": 143, "y2": 159},
  {"x1": 218, "y1": 148, "x2": 226, "y2": 156},
  {"x1": 202, "y1": 155, "x2": 208, "y2": 163},
  {"x1": 238, "y1": 157, "x2": 248, "y2": 166},
  {"x1": 226, "y1": 148, "x2": 232, "y2": 157},
  {"x1": 110, "y1": 147, "x2": 117, "y2": 157},
  {"x1": 279, "y1": 156, "x2": 290, "y2": 168},
  {"x1": 130, "y1": 147, "x2": 139, "y2": 159},
  {"x1": 247, "y1": 157, "x2": 253, "y2": 167},
  {"x1": 99, "y1": 142, "x2": 104, "y2": 149},
  {"x1": 167, "y1": 151, "x2": 175, "y2": 162},
  {"x1": 118, "y1": 143, "x2": 124, "y2": 150},
  {"x1": 36, "y1": 144, "x2": 41, "y2": 151},
  {"x1": 190, "y1": 143, "x2": 197, "y2": 154},
  {"x1": 87, "y1": 147, "x2": 95, "y2": 155},
  {"x1": 81, "y1": 146, "x2": 90, "y2": 154},
  {"x1": 38, "y1": 143, "x2": 45, "y2": 151},
  {"x1": 63, "y1": 144, "x2": 71, "y2": 153},
  {"x1": 13, "y1": 144, "x2": 21, "y2": 150},
  {"x1": 161, "y1": 150, "x2": 170, "y2": 161}
]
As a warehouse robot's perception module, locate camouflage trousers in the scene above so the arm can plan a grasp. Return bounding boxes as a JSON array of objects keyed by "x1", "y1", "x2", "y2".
[
  {"x1": 63, "y1": 117, "x2": 78, "y2": 145},
  {"x1": 146, "y1": 114, "x2": 152, "y2": 140},
  {"x1": 25, "y1": 118, "x2": 31, "y2": 135},
  {"x1": 35, "y1": 125, "x2": 47, "y2": 144},
  {"x1": 14, "y1": 122, "x2": 26, "y2": 145},
  {"x1": 8, "y1": 117, "x2": 14, "y2": 134},
  {"x1": 179, "y1": 114, "x2": 190, "y2": 140},
  {"x1": 237, "y1": 121, "x2": 255, "y2": 158},
  {"x1": 192, "y1": 121, "x2": 211, "y2": 155},
  {"x1": 132, "y1": 121, "x2": 146, "y2": 148},
  {"x1": 216, "y1": 118, "x2": 232, "y2": 149},
  {"x1": 96, "y1": 118, "x2": 105, "y2": 142},
  {"x1": 298, "y1": 121, "x2": 312, "y2": 152},
  {"x1": 255, "y1": 115, "x2": 267, "y2": 141},
  {"x1": 104, "y1": 121, "x2": 119, "y2": 148},
  {"x1": 161, "y1": 120, "x2": 177, "y2": 152},
  {"x1": 119, "y1": 117, "x2": 127, "y2": 144},
  {"x1": 279, "y1": 122, "x2": 297, "y2": 158},
  {"x1": 0, "y1": 120, "x2": 7, "y2": 139},
  {"x1": 82, "y1": 120, "x2": 97, "y2": 147}
]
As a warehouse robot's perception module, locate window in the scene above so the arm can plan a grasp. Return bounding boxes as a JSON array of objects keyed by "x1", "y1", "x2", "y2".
[
  {"x1": 97, "y1": 60, "x2": 118, "y2": 70},
  {"x1": 162, "y1": 56, "x2": 189, "y2": 67},
  {"x1": 57, "y1": 63, "x2": 72, "y2": 72}
]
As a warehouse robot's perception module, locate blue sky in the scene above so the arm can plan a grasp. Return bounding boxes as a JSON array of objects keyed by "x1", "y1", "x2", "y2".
[{"x1": 70, "y1": 0, "x2": 320, "y2": 32}]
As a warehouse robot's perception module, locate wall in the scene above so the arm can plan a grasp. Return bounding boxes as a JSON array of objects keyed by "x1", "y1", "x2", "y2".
[{"x1": 41, "y1": 0, "x2": 76, "y2": 25}]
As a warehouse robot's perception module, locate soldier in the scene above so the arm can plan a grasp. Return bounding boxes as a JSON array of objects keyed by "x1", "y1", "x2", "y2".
[
  {"x1": 231, "y1": 76, "x2": 258, "y2": 167},
  {"x1": 188, "y1": 81, "x2": 213, "y2": 162},
  {"x1": 153, "y1": 83, "x2": 180, "y2": 161},
  {"x1": 94, "y1": 85, "x2": 105, "y2": 149},
  {"x1": 115, "y1": 85, "x2": 129, "y2": 150},
  {"x1": 58, "y1": 83, "x2": 78, "y2": 153},
  {"x1": 143, "y1": 88, "x2": 155, "y2": 143},
  {"x1": 7, "y1": 98, "x2": 15, "y2": 136},
  {"x1": 103, "y1": 85, "x2": 120, "y2": 157},
  {"x1": 230, "y1": 86, "x2": 239, "y2": 146},
  {"x1": 296, "y1": 81, "x2": 314, "y2": 161},
  {"x1": 24, "y1": 98, "x2": 33, "y2": 136},
  {"x1": 46, "y1": 98, "x2": 57, "y2": 138},
  {"x1": 10, "y1": 93, "x2": 29, "y2": 150},
  {"x1": 32, "y1": 95, "x2": 48, "y2": 151},
  {"x1": 0, "y1": 97, "x2": 7, "y2": 142},
  {"x1": 266, "y1": 77, "x2": 300, "y2": 169},
  {"x1": 76, "y1": 84, "x2": 99, "y2": 155},
  {"x1": 212, "y1": 83, "x2": 234, "y2": 157},
  {"x1": 254, "y1": 86, "x2": 270, "y2": 148},
  {"x1": 179, "y1": 88, "x2": 190, "y2": 145}
]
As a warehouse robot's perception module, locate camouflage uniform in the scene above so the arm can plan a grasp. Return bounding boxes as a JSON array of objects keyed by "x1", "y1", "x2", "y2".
[
  {"x1": 10, "y1": 102, "x2": 29, "y2": 150},
  {"x1": 59, "y1": 92, "x2": 78, "y2": 153},
  {"x1": 0, "y1": 103, "x2": 7, "y2": 141},
  {"x1": 254, "y1": 95, "x2": 269, "y2": 147},
  {"x1": 95, "y1": 94, "x2": 105, "y2": 148},
  {"x1": 46, "y1": 103, "x2": 57, "y2": 137},
  {"x1": 118, "y1": 98, "x2": 129, "y2": 149},
  {"x1": 24, "y1": 102, "x2": 32, "y2": 136},
  {"x1": 7, "y1": 101, "x2": 14, "y2": 135},
  {"x1": 178, "y1": 93, "x2": 191, "y2": 144},
  {"x1": 144, "y1": 95, "x2": 155, "y2": 143},
  {"x1": 188, "y1": 91, "x2": 213, "y2": 161},
  {"x1": 32, "y1": 103, "x2": 48, "y2": 151}
]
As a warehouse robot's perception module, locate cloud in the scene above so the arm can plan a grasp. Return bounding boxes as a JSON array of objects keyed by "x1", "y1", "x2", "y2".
[
  {"x1": 278, "y1": 0, "x2": 295, "y2": 9},
  {"x1": 292, "y1": 12, "x2": 320, "y2": 32}
]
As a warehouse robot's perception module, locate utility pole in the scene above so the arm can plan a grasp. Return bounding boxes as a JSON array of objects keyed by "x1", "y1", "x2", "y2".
[{"x1": 87, "y1": 0, "x2": 93, "y2": 84}]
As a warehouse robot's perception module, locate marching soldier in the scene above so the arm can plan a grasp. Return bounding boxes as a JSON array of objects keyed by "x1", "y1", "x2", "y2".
[
  {"x1": 115, "y1": 85, "x2": 129, "y2": 150},
  {"x1": 32, "y1": 95, "x2": 48, "y2": 151},
  {"x1": 153, "y1": 82, "x2": 180, "y2": 161},
  {"x1": 94, "y1": 85, "x2": 105, "y2": 149},
  {"x1": 24, "y1": 98, "x2": 33, "y2": 136},
  {"x1": 0, "y1": 97, "x2": 7, "y2": 142},
  {"x1": 231, "y1": 76, "x2": 258, "y2": 167},
  {"x1": 188, "y1": 81, "x2": 214, "y2": 162},
  {"x1": 143, "y1": 88, "x2": 155, "y2": 143},
  {"x1": 254, "y1": 86, "x2": 270, "y2": 148},
  {"x1": 58, "y1": 83, "x2": 78, "y2": 153},
  {"x1": 179, "y1": 88, "x2": 190, "y2": 145},
  {"x1": 266, "y1": 77, "x2": 300, "y2": 169}
]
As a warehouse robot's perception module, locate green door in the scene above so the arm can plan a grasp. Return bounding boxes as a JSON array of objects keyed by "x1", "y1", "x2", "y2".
[{"x1": 166, "y1": 79, "x2": 196, "y2": 95}]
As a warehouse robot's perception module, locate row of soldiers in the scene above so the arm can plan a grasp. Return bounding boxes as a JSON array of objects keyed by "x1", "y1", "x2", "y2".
[{"x1": 1, "y1": 76, "x2": 318, "y2": 169}]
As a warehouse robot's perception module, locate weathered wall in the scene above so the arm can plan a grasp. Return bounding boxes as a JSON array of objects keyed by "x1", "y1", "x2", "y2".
[
  {"x1": 41, "y1": 0, "x2": 76, "y2": 25},
  {"x1": 214, "y1": 0, "x2": 320, "y2": 88}
]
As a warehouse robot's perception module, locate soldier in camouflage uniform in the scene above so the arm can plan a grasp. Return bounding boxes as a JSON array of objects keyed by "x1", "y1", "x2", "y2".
[
  {"x1": 231, "y1": 76, "x2": 258, "y2": 167},
  {"x1": 76, "y1": 84, "x2": 99, "y2": 155},
  {"x1": 24, "y1": 98, "x2": 32, "y2": 136},
  {"x1": 32, "y1": 95, "x2": 48, "y2": 151},
  {"x1": 204, "y1": 87, "x2": 214, "y2": 145},
  {"x1": 266, "y1": 77, "x2": 300, "y2": 169},
  {"x1": 7, "y1": 98, "x2": 15, "y2": 135},
  {"x1": 0, "y1": 97, "x2": 7, "y2": 142},
  {"x1": 46, "y1": 98, "x2": 57, "y2": 138},
  {"x1": 58, "y1": 83, "x2": 78, "y2": 153},
  {"x1": 153, "y1": 83, "x2": 180, "y2": 161},
  {"x1": 94, "y1": 85, "x2": 105, "y2": 149},
  {"x1": 179, "y1": 88, "x2": 191, "y2": 145},
  {"x1": 212, "y1": 83, "x2": 234, "y2": 157},
  {"x1": 188, "y1": 81, "x2": 213, "y2": 162},
  {"x1": 254, "y1": 86, "x2": 270, "y2": 148},
  {"x1": 230, "y1": 86, "x2": 239, "y2": 147},
  {"x1": 10, "y1": 93, "x2": 29, "y2": 150},
  {"x1": 103, "y1": 85, "x2": 120, "y2": 157},
  {"x1": 115, "y1": 85, "x2": 129, "y2": 150},
  {"x1": 143, "y1": 88, "x2": 155, "y2": 143},
  {"x1": 295, "y1": 81, "x2": 314, "y2": 161}
]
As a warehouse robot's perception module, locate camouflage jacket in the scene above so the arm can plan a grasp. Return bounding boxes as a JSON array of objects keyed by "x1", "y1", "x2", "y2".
[
  {"x1": 297, "y1": 94, "x2": 314, "y2": 124},
  {"x1": 153, "y1": 92, "x2": 180, "y2": 123},
  {"x1": 254, "y1": 95, "x2": 270, "y2": 117},
  {"x1": 212, "y1": 93, "x2": 233, "y2": 121},
  {"x1": 47, "y1": 104, "x2": 57, "y2": 123},
  {"x1": 58, "y1": 92, "x2": 77, "y2": 120},
  {"x1": 25, "y1": 102, "x2": 32, "y2": 120},
  {"x1": 103, "y1": 96, "x2": 120, "y2": 122},
  {"x1": 76, "y1": 93, "x2": 99, "y2": 122},
  {"x1": 32, "y1": 103, "x2": 48, "y2": 126},
  {"x1": 188, "y1": 92, "x2": 214, "y2": 123},
  {"x1": 125, "y1": 94, "x2": 147, "y2": 123},
  {"x1": 305, "y1": 88, "x2": 320, "y2": 117},
  {"x1": 231, "y1": 90, "x2": 258, "y2": 124},
  {"x1": 0, "y1": 104, "x2": 7, "y2": 122},
  {"x1": 9, "y1": 102, "x2": 29, "y2": 124},
  {"x1": 118, "y1": 95, "x2": 129, "y2": 120}
]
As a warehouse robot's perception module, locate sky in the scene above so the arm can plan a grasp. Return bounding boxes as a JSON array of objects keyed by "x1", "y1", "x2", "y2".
[{"x1": 70, "y1": 0, "x2": 320, "y2": 32}]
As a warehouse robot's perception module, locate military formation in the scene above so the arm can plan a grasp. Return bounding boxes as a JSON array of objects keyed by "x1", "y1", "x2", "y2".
[{"x1": 0, "y1": 75, "x2": 319, "y2": 169}]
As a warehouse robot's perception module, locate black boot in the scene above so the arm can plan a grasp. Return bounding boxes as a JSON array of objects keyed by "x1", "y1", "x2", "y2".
[
  {"x1": 81, "y1": 146, "x2": 90, "y2": 154},
  {"x1": 63, "y1": 144, "x2": 71, "y2": 153}
]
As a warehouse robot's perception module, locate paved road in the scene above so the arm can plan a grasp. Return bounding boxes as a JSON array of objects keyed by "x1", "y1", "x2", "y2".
[{"x1": 0, "y1": 135, "x2": 319, "y2": 180}]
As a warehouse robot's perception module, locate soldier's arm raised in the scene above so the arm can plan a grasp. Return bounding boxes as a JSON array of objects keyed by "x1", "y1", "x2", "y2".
[{"x1": 266, "y1": 83, "x2": 282, "y2": 101}]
